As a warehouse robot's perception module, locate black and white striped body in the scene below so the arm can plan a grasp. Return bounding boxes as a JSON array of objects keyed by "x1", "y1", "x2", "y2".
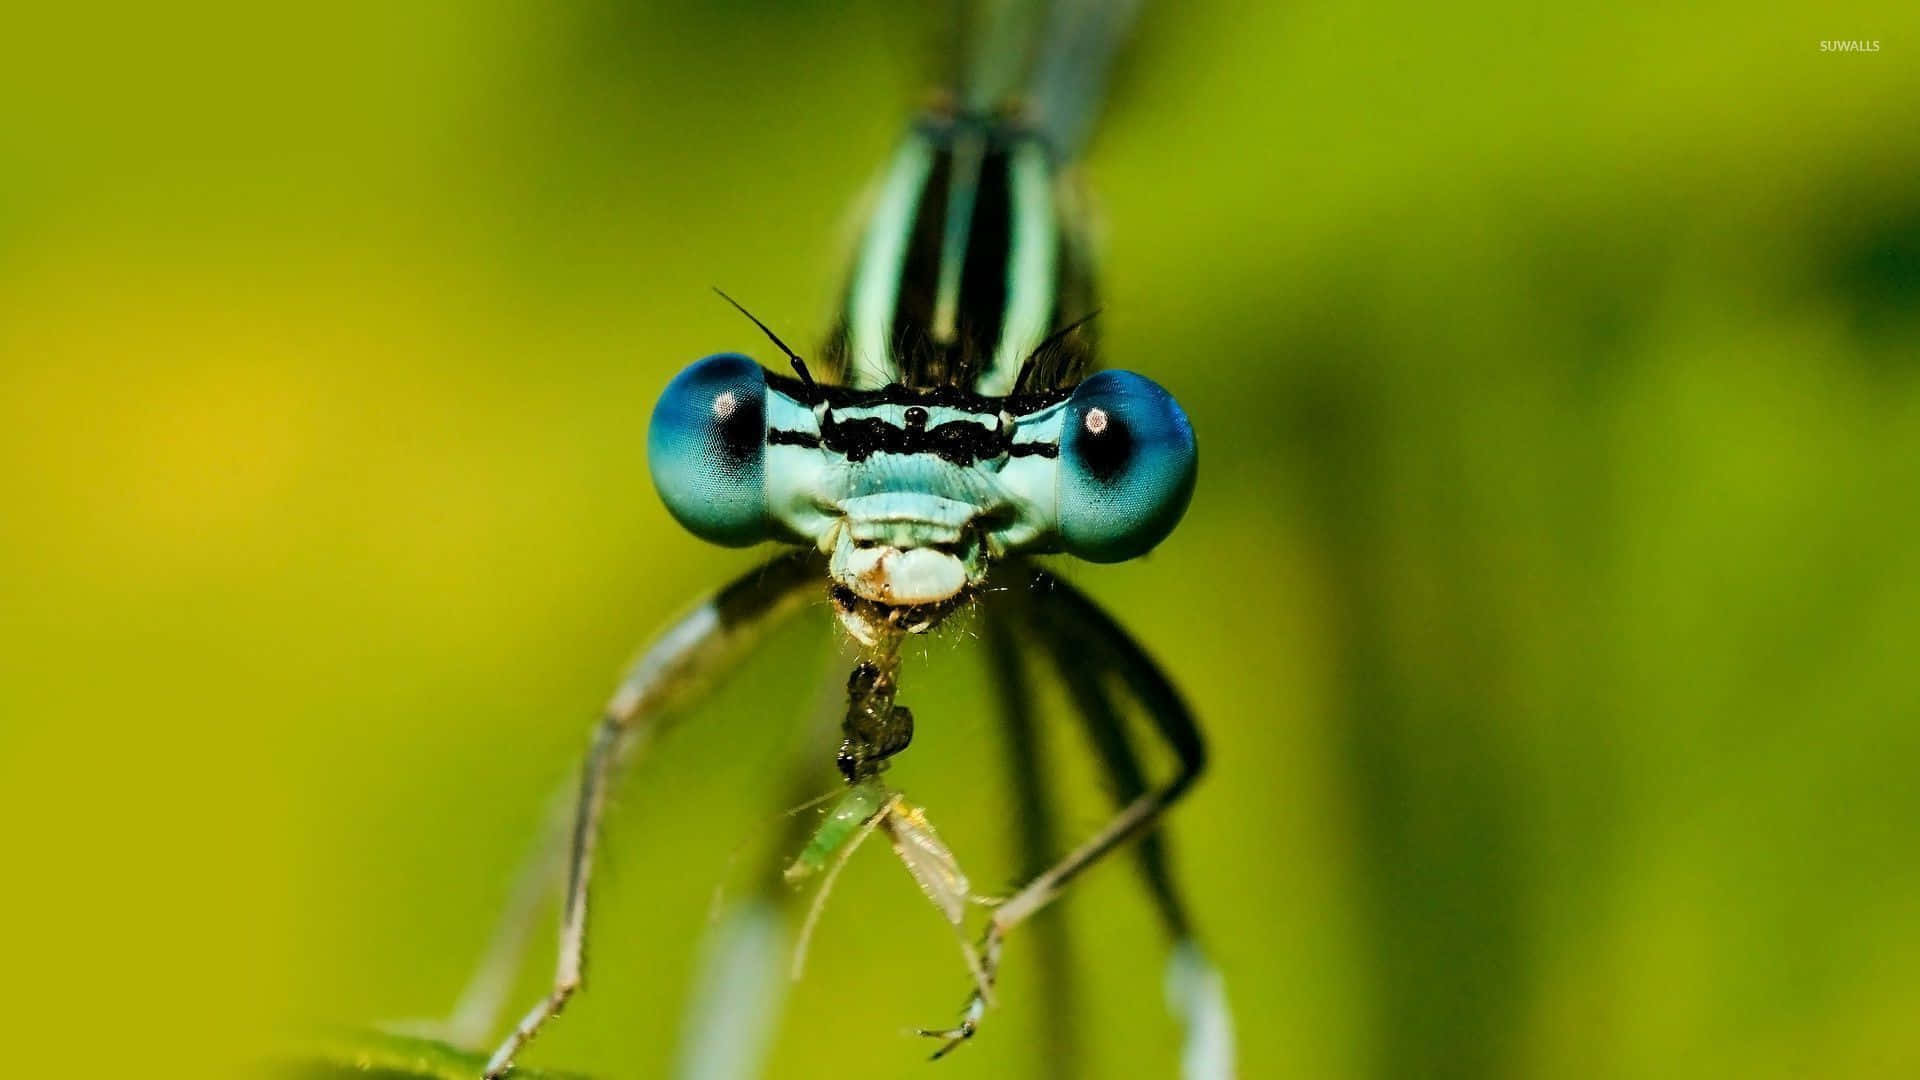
[{"x1": 821, "y1": 108, "x2": 1098, "y2": 396}]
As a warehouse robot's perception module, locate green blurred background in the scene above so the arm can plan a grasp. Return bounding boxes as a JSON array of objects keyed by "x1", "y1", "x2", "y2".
[{"x1": 3, "y1": 2, "x2": 1917, "y2": 1077}]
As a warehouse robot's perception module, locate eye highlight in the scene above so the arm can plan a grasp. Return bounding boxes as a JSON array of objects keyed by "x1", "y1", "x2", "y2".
[
  {"x1": 1056, "y1": 370, "x2": 1197, "y2": 562},
  {"x1": 647, "y1": 353, "x2": 770, "y2": 546}
]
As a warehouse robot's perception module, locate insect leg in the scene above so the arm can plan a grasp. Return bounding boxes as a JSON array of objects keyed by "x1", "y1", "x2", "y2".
[
  {"x1": 482, "y1": 550, "x2": 823, "y2": 1079},
  {"x1": 1040, "y1": 614, "x2": 1237, "y2": 1080},
  {"x1": 982, "y1": 607, "x2": 1083, "y2": 1073},
  {"x1": 918, "y1": 567, "x2": 1207, "y2": 1061}
]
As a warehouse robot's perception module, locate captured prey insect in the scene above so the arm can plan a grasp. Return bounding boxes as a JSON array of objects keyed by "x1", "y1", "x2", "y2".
[
  {"x1": 782, "y1": 776, "x2": 1001, "y2": 1009},
  {"x1": 439, "y1": 2, "x2": 1237, "y2": 1077}
]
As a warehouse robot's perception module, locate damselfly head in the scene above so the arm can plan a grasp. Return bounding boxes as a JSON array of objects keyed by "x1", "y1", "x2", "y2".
[{"x1": 647, "y1": 352, "x2": 1197, "y2": 645}]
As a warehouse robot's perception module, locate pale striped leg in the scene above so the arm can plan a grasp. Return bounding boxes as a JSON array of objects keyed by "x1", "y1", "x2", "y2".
[{"x1": 482, "y1": 550, "x2": 822, "y2": 1078}]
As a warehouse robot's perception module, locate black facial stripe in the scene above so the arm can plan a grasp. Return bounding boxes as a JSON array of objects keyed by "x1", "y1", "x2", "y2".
[
  {"x1": 766, "y1": 370, "x2": 1072, "y2": 414},
  {"x1": 762, "y1": 366, "x2": 1072, "y2": 465},
  {"x1": 767, "y1": 428, "x2": 820, "y2": 449},
  {"x1": 820, "y1": 413, "x2": 1008, "y2": 465},
  {"x1": 775, "y1": 422, "x2": 1057, "y2": 463}
]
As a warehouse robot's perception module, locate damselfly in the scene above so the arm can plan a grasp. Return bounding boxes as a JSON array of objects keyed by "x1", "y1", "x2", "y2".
[{"x1": 440, "y1": 3, "x2": 1235, "y2": 1076}]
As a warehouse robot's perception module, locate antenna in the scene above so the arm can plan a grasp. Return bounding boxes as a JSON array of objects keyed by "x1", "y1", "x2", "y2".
[{"x1": 713, "y1": 287, "x2": 818, "y2": 394}]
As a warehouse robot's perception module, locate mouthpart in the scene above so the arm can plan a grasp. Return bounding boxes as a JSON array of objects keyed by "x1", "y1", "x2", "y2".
[{"x1": 829, "y1": 583, "x2": 970, "y2": 646}]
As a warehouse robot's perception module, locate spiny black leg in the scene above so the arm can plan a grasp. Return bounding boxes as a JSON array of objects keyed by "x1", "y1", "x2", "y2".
[
  {"x1": 1034, "y1": 618, "x2": 1192, "y2": 940},
  {"x1": 917, "y1": 563, "x2": 1212, "y2": 1060},
  {"x1": 1017, "y1": 567, "x2": 1235, "y2": 1077}
]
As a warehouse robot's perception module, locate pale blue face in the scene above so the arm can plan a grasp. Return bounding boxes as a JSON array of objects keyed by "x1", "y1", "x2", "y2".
[{"x1": 647, "y1": 353, "x2": 1197, "y2": 641}]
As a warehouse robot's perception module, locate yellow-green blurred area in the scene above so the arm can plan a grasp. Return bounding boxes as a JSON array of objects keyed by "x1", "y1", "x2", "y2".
[{"x1": 3, "y1": 1, "x2": 1917, "y2": 1077}]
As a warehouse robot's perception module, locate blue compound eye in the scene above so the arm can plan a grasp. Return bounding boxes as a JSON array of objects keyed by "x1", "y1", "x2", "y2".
[
  {"x1": 647, "y1": 353, "x2": 770, "y2": 546},
  {"x1": 1057, "y1": 370, "x2": 1197, "y2": 562}
]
